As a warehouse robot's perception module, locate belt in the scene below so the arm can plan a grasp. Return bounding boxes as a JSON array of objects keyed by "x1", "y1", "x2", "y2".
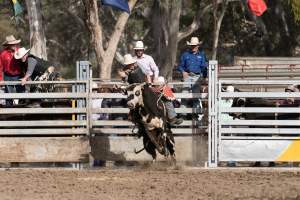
[
  {"x1": 189, "y1": 72, "x2": 201, "y2": 76},
  {"x1": 4, "y1": 72, "x2": 21, "y2": 77}
]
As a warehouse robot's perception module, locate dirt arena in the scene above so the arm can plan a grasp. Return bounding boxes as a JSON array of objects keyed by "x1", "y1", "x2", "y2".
[{"x1": 1, "y1": 166, "x2": 300, "y2": 200}]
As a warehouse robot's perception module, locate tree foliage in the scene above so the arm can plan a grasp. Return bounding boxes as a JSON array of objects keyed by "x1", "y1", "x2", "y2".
[
  {"x1": 0, "y1": 0, "x2": 300, "y2": 79},
  {"x1": 289, "y1": 0, "x2": 300, "y2": 22}
]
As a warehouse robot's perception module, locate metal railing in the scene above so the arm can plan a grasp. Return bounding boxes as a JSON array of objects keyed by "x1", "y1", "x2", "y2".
[
  {"x1": 90, "y1": 81, "x2": 208, "y2": 136},
  {"x1": 0, "y1": 80, "x2": 89, "y2": 136},
  {"x1": 0, "y1": 79, "x2": 207, "y2": 137},
  {"x1": 209, "y1": 60, "x2": 300, "y2": 167}
]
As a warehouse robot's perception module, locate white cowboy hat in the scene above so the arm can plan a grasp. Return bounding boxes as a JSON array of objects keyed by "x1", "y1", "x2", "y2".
[
  {"x1": 286, "y1": 85, "x2": 299, "y2": 92},
  {"x1": 123, "y1": 54, "x2": 136, "y2": 65},
  {"x1": 186, "y1": 37, "x2": 202, "y2": 46},
  {"x1": 92, "y1": 82, "x2": 98, "y2": 89},
  {"x1": 2, "y1": 35, "x2": 21, "y2": 46},
  {"x1": 153, "y1": 76, "x2": 165, "y2": 86},
  {"x1": 14, "y1": 47, "x2": 30, "y2": 60},
  {"x1": 226, "y1": 85, "x2": 235, "y2": 92},
  {"x1": 133, "y1": 41, "x2": 145, "y2": 50}
]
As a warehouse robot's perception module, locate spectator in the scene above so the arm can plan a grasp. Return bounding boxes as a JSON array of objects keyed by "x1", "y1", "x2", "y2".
[
  {"x1": 133, "y1": 41, "x2": 159, "y2": 83},
  {"x1": 220, "y1": 85, "x2": 235, "y2": 122},
  {"x1": 177, "y1": 37, "x2": 208, "y2": 110},
  {"x1": 284, "y1": 85, "x2": 300, "y2": 105},
  {"x1": 220, "y1": 85, "x2": 236, "y2": 167},
  {"x1": 0, "y1": 35, "x2": 24, "y2": 106},
  {"x1": 91, "y1": 82, "x2": 108, "y2": 121}
]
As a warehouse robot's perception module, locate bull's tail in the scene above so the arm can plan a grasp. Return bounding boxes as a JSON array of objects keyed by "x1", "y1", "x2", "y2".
[{"x1": 134, "y1": 147, "x2": 145, "y2": 154}]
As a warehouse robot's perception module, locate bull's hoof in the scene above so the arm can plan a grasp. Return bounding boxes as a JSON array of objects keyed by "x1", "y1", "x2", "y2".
[{"x1": 170, "y1": 156, "x2": 176, "y2": 166}]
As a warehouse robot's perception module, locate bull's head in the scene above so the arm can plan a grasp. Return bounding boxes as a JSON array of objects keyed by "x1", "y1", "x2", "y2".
[{"x1": 126, "y1": 83, "x2": 146, "y2": 110}]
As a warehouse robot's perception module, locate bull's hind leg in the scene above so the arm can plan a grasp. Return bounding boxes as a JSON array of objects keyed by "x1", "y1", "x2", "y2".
[
  {"x1": 166, "y1": 130, "x2": 176, "y2": 165},
  {"x1": 143, "y1": 135, "x2": 157, "y2": 161}
]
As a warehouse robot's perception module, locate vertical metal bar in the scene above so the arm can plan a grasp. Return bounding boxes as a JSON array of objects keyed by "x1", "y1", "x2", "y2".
[
  {"x1": 212, "y1": 61, "x2": 216, "y2": 165},
  {"x1": 208, "y1": 63, "x2": 211, "y2": 167},
  {"x1": 208, "y1": 60, "x2": 218, "y2": 167},
  {"x1": 218, "y1": 80, "x2": 222, "y2": 150},
  {"x1": 214, "y1": 62, "x2": 219, "y2": 167},
  {"x1": 76, "y1": 61, "x2": 81, "y2": 121},
  {"x1": 208, "y1": 61, "x2": 213, "y2": 167},
  {"x1": 86, "y1": 66, "x2": 92, "y2": 135}
]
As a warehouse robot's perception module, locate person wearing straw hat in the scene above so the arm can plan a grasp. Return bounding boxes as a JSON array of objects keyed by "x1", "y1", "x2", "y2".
[
  {"x1": 0, "y1": 35, "x2": 24, "y2": 106},
  {"x1": 14, "y1": 47, "x2": 55, "y2": 86},
  {"x1": 177, "y1": 36, "x2": 208, "y2": 113},
  {"x1": 118, "y1": 54, "x2": 146, "y2": 84},
  {"x1": 152, "y1": 76, "x2": 183, "y2": 125},
  {"x1": 133, "y1": 41, "x2": 159, "y2": 83}
]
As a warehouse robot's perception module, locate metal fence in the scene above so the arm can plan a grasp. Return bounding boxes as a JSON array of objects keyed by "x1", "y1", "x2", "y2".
[
  {"x1": 209, "y1": 60, "x2": 300, "y2": 167},
  {"x1": 0, "y1": 61, "x2": 207, "y2": 164},
  {"x1": 0, "y1": 80, "x2": 89, "y2": 136},
  {"x1": 219, "y1": 56, "x2": 300, "y2": 80}
]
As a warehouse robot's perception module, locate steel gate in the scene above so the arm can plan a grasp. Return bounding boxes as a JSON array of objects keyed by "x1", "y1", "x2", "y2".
[{"x1": 208, "y1": 60, "x2": 300, "y2": 167}]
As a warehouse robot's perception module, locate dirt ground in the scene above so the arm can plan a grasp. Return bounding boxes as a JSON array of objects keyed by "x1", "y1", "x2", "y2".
[{"x1": 1, "y1": 166, "x2": 300, "y2": 200}]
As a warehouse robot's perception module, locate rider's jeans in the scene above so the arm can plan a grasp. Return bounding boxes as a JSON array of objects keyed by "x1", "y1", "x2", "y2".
[{"x1": 165, "y1": 101, "x2": 177, "y2": 119}]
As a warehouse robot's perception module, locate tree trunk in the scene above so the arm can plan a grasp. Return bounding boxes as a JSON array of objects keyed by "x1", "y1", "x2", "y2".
[
  {"x1": 161, "y1": 0, "x2": 181, "y2": 80},
  {"x1": 212, "y1": 0, "x2": 228, "y2": 60},
  {"x1": 83, "y1": 0, "x2": 137, "y2": 80},
  {"x1": 25, "y1": 0, "x2": 47, "y2": 60},
  {"x1": 152, "y1": 0, "x2": 181, "y2": 80}
]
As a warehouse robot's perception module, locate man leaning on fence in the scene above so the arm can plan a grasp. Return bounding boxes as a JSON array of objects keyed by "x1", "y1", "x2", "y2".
[
  {"x1": 177, "y1": 37, "x2": 208, "y2": 112},
  {"x1": 14, "y1": 47, "x2": 56, "y2": 86}
]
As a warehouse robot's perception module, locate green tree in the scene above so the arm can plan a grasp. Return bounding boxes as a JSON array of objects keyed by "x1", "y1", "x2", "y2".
[{"x1": 290, "y1": 0, "x2": 300, "y2": 22}]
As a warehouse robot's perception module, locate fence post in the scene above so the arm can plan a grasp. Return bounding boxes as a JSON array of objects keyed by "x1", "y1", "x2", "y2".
[
  {"x1": 76, "y1": 61, "x2": 90, "y2": 129},
  {"x1": 208, "y1": 60, "x2": 218, "y2": 167},
  {"x1": 87, "y1": 67, "x2": 93, "y2": 134}
]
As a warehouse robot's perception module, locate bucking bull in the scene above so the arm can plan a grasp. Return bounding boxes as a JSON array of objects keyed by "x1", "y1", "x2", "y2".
[{"x1": 121, "y1": 83, "x2": 176, "y2": 162}]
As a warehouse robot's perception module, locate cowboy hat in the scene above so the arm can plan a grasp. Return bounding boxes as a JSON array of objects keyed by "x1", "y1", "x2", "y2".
[
  {"x1": 285, "y1": 85, "x2": 299, "y2": 92},
  {"x1": 14, "y1": 47, "x2": 30, "y2": 60},
  {"x1": 153, "y1": 76, "x2": 166, "y2": 86},
  {"x1": 226, "y1": 85, "x2": 235, "y2": 92},
  {"x1": 92, "y1": 82, "x2": 98, "y2": 90},
  {"x1": 133, "y1": 41, "x2": 145, "y2": 50},
  {"x1": 186, "y1": 37, "x2": 202, "y2": 46},
  {"x1": 2, "y1": 35, "x2": 21, "y2": 46},
  {"x1": 123, "y1": 54, "x2": 136, "y2": 65},
  {"x1": 222, "y1": 85, "x2": 235, "y2": 92}
]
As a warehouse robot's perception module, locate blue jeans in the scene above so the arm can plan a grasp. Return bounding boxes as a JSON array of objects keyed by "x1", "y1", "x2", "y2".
[
  {"x1": 183, "y1": 74, "x2": 202, "y2": 109},
  {"x1": 165, "y1": 101, "x2": 177, "y2": 119},
  {"x1": 4, "y1": 74, "x2": 25, "y2": 106}
]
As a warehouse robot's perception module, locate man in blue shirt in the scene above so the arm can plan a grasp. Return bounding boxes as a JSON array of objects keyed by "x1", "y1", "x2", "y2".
[{"x1": 177, "y1": 37, "x2": 208, "y2": 113}]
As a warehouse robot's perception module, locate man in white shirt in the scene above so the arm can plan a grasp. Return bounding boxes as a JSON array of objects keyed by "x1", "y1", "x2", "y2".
[{"x1": 133, "y1": 41, "x2": 159, "y2": 83}]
